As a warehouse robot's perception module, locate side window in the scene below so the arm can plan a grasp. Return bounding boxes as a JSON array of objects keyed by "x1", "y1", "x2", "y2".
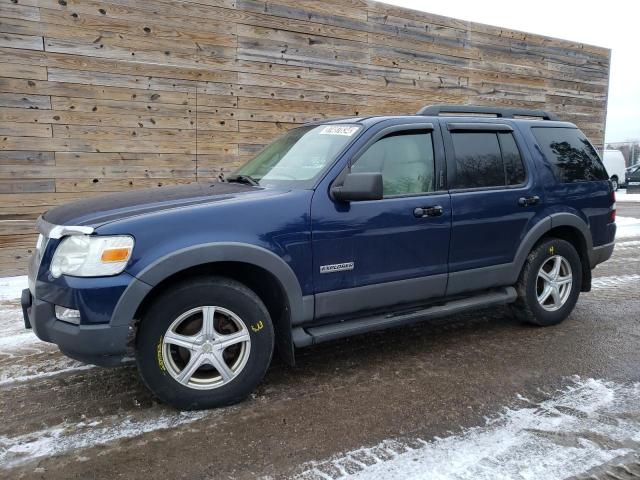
[
  {"x1": 532, "y1": 127, "x2": 609, "y2": 182},
  {"x1": 499, "y1": 132, "x2": 526, "y2": 185},
  {"x1": 451, "y1": 132, "x2": 504, "y2": 188},
  {"x1": 351, "y1": 131, "x2": 435, "y2": 196}
]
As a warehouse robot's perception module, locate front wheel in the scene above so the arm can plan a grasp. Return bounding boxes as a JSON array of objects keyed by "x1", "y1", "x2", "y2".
[
  {"x1": 135, "y1": 276, "x2": 274, "y2": 410},
  {"x1": 512, "y1": 238, "x2": 582, "y2": 326}
]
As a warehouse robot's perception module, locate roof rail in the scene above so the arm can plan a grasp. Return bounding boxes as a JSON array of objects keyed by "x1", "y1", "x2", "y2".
[{"x1": 416, "y1": 104, "x2": 559, "y2": 121}]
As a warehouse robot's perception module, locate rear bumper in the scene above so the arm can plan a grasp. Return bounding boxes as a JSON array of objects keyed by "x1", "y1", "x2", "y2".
[
  {"x1": 21, "y1": 288, "x2": 130, "y2": 367},
  {"x1": 590, "y1": 241, "x2": 615, "y2": 268}
]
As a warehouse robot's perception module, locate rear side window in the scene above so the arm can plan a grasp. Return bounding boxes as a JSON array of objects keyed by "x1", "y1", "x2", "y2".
[
  {"x1": 532, "y1": 127, "x2": 608, "y2": 183},
  {"x1": 451, "y1": 132, "x2": 526, "y2": 189},
  {"x1": 499, "y1": 133, "x2": 526, "y2": 185}
]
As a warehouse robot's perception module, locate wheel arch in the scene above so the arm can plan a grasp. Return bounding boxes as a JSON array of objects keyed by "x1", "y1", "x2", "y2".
[
  {"x1": 111, "y1": 243, "x2": 306, "y2": 365},
  {"x1": 514, "y1": 213, "x2": 593, "y2": 292}
]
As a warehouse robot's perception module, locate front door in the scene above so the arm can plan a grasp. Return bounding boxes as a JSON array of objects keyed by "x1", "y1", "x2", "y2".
[{"x1": 310, "y1": 123, "x2": 451, "y2": 320}]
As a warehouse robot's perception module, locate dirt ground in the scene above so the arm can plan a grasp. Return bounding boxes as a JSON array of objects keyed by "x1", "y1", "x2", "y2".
[{"x1": 1, "y1": 202, "x2": 639, "y2": 480}]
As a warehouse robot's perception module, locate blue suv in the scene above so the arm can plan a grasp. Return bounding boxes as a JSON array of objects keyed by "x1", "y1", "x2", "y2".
[{"x1": 21, "y1": 105, "x2": 616, "y2": 409}]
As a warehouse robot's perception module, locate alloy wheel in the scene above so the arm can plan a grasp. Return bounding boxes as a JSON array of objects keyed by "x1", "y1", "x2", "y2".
[
  {"x1": 536, "y1": 255, "x2": 573, "y2": 312},
  {"x1": 161, "y1": 306, "x2": 251, "y2": 390}
]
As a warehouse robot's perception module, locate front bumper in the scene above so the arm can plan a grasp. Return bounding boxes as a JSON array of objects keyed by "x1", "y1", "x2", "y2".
[{"x1": 21, "y1": 288, "x2": 130, "y2": 367}]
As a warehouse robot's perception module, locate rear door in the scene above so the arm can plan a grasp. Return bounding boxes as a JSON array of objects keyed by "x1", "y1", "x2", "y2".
[{"x1": 441, "y1": 119, "x2": 544, "y2": 295}]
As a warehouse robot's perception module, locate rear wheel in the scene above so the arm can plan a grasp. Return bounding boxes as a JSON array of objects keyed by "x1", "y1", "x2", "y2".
[
  {"x1": 135, "y1": 276, "x2": 274, "y2": 410},
  {"x1": 512, "y1": 238, "x2": 582, "y2": 326}
]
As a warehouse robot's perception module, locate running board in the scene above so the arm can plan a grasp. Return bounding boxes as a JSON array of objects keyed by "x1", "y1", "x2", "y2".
[{"x1": 292, "y1": 287, "x2": 517, "y2": 347}]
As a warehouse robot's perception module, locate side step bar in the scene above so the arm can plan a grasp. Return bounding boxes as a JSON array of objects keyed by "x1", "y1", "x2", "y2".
[{"x1": 292, "y1": 287, "x2": 517, "y2": 347}]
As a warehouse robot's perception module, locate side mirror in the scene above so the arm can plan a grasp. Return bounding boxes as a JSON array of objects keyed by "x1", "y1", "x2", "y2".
[{"x1": 331, "y1": 172, "x2": 383, "y2": 202}]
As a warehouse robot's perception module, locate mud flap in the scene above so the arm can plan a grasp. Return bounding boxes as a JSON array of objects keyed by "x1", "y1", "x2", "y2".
[
  {"x1": 274, "y1": 308, "x2": 296, "y2": 366},
  {"x1": 581, "y1": 265, "x2": 592, "y2": 292}
]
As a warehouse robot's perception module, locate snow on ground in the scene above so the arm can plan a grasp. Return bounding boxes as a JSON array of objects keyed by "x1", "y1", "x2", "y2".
[
  {"x1": 0, "y1": 277, "x2": 44, "y2": 355},
  {"x1": 591, "y1": 273, "x2": 640, "y2": 289},
  {"x1": 0, "y1": 277, "x2": 95, "y2": 385},
  {"x1": 295, "y1": 378, "x2": 640, "y2": 480},
  {"x1": 614, "y1": 239, "x2": 640, "y2": 250},
  {"x1": 0, "y1": 304, "x2": 29, "y2": 339},
  {"x1": 0, "y1": 410, "x2": 209, "y2": 469},
  {"x1": 0, "y1": 363, "x2": 95, "y2": 387},
  {"x1": 0, "y1": 277, "x2": 212, "y2": 470},
  {"x1": 615, "y1": 216, "x2": 640, "y2": 239},
  {"x1": 616, "y1": 216, "x2": 640, "y2": 227},
  {"x1": 616, "y1": 189, "x2": 640, "y2": 203},
  {"x1": 0, "y1": 275, "x2": 26, "y2": 302},
  {"x1": 0, "y1": 304, "x2": 42, "y2": 354}
]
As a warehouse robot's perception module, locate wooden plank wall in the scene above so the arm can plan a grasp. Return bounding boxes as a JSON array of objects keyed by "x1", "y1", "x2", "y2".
[{"x1": 0, "y1": 0, "x2": 611, "y2": 275}]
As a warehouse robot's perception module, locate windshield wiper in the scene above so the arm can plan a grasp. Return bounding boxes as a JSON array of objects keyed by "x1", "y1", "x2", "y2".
[{"x1": 226, "y1": 174, "x2": 259, "y2": 186}]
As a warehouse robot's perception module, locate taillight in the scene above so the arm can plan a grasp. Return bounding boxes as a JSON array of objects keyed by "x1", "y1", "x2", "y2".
[{"x1": 610, "y1": 190, "x2": 616, "y2": 223}]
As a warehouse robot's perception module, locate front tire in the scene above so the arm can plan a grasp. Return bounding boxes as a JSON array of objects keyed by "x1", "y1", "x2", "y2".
[
  {"x1": 512, "y1": 238, "x2": 582, "y2": 326},
  {"x1": 135, "y1": 276, "x2": 274, "y2": 410}
]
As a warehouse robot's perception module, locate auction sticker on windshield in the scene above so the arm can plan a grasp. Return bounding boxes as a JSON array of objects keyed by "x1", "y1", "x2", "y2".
[{"x1": 319, "y1": 125, "x2": 359, "y2": 136}]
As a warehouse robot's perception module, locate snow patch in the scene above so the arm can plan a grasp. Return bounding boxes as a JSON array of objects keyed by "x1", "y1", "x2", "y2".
[
  {"x1": 0, "y1": 410, "x2": 208, "y2": 469},
  {"x1": 616, "y1": 216, "x2": 640, "y2": 226},
  {"x1": 295, "y1": 378, "x2": 640, "y2": 480},
  {"x1": 616, "y1": 189, "x2": 640, "y2": 203},
  {"x1": 0, "y1": 331, "x2": 40, "y2": 350},
  {"x1": 614, "y1": 239, "x2": 640, "y2": 249},
  {"x1": 591, "y1": 274, "x2": 640, "y2": 289},
  {"x1": 0, "y1": 276, "x2": 27, "y2": 302},
  {"x1": 0, "y1": 304, "x2": 45, "y2": 353},
  {"x1": 0, "y1": 363, "x2": 95, "y2": 387},
  {"x1": 615, "y1": 216, "x2": 640, "y2": 239}
]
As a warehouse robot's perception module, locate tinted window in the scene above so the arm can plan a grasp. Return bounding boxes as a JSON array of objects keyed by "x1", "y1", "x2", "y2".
[
  {"x1": 351, "y1": 131, "x2": 435, "y2": 196},
  {"x1": 532, "y1": 127, "x2": 608, "y2": 182},
  {"x1": 451, "y1": 132, "x2": 504, "y2": 188},
  {"x1": 499, "y1": 132, "x2": 526, "y2": 185}
]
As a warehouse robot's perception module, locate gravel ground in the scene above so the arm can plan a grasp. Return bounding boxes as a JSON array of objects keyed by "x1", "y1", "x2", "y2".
[{"x1": 1, "y1": 204, "x2": 639, "y2": 479}]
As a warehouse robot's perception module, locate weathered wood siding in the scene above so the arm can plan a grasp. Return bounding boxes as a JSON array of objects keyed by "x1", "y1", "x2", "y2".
[{"x1": 0, "y1": 0, "x2": 610, "y2": 275}]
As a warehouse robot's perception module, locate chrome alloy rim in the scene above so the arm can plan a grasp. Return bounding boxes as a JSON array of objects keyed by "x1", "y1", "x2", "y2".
[
  {"x1": 536, "y1": 255, "x2": 573, "y2": 312},
  {"x1": 162, "y1": 306, "x2": 251, "y2": 390}
]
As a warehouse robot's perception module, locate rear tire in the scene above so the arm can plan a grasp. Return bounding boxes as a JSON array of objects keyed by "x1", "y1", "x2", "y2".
[
  {"x1": 512, "y1": 238, "x2": 582, "y2": 326},
  {"x1": 135, "y1": 276, "x2": 274, "y2": 410},
  {"x1": 611, "y1": 176, "x2": 619, "y2": 191}
]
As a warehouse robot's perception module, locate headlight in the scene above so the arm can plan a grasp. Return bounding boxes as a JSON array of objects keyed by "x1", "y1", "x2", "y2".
[{"x1": 50, "y1": 235, "x2": 134, "y2": 278}]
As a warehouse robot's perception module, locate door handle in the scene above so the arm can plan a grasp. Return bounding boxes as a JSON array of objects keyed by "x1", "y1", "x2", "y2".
[
  {"x1": 414, "y1": 205, "x2": 443, "y2": 218},
  {"x1": 518, "y1": 195, "x2": 540, "y2": 207}
]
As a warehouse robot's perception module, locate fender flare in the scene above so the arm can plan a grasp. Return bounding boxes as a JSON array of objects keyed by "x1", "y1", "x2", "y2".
[
  {"x1": 512, "y1": 213, "x2": 593, "y2": 281},
  {"x1": 549, "y1": 212, "x2": 594, "y2": 262},
  {"x1": 110, "y1": 242, "x2": 304, "y2": 329}
]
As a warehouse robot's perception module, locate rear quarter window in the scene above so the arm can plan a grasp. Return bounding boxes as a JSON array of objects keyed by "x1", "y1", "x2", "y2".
[{"x1": 532, "y1": 127, "x2": 608, "y2": 183}]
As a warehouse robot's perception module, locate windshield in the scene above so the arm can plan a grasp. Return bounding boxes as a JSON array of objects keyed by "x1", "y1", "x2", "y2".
[{"x1": 233, "y1": 124, "x2": 362, "y2": 187}]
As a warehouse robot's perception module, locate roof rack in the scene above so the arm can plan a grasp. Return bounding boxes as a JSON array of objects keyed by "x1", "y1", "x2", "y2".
[{"x1": 416, "y1": 104, "x2": 559, "y2": 121}]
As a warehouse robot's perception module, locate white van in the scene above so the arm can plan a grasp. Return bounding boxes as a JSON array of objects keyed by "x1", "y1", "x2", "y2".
[{"x1": 602, "y1": 150, "x2": 626, "y2": 191}]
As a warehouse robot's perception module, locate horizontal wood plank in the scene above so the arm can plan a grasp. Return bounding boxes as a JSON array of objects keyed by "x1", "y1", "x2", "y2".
[{"x1": 0, "y1": 0, "x2": 610, "y2": 274}]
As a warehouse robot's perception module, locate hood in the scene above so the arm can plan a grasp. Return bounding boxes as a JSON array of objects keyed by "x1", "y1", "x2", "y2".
[{"x1": 43, "y1": 182, "x2": 268, "y2": 227}]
